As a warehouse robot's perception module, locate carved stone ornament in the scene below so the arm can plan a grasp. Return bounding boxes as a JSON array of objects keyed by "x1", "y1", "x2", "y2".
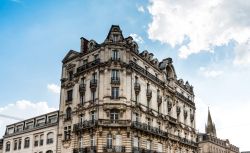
[
  {"x1": 62, "y1": 139, "x2": 71, "y2": 148},
  {"x1": 65, "y1": 63, "x2": 76, "y2": 70}
]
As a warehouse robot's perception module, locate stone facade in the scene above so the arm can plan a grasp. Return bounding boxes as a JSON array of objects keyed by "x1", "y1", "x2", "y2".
[
  {"x1": 198, "y1": 110, "x2": 239, "y2": 153},
  {"x1": 0, "y1": 139, "x2": 3, "y2": 153},
  {"x1": 57, "y1": 25, "x2": 198, "y2": 153},
  {"x1": 2, "y1": 111, "x2": 58, "y2": 153}
]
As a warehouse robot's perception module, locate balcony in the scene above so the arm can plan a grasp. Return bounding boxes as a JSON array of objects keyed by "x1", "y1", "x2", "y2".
[
  {"x1": 129, "y1": 61, "x2": 165, "y2": 87},
  {"x1": 90, "y1": 79, "x2": 97, "y2": 91},
  {"x1": 73, "y1": 120, "x2": 97, "y2": 133},
  {"x1": 179, "y1": 138, "x2": 197, "y2": 147},
  {"x1": 146, "y1": 89, "x2": 152, "y2": 101},
  {"x1": 76, "y1": 59, "x2": 100, "y2": 74},
  {"x1": 103, "y1": 145, "x2": 126, "y2": 152},
  {"x1": 79, "y1": 83, "x2": 86, "y2": 93},
  {"x1": 131, "y1": 121, "x2": 167, "y2": 138},
  {"x1": 134, "y1": 83, "x2": 141, "y2": 94},
  {"x1": 132, "y1": 147, "x2": 156, "y2": 153},
  {"x1": 73, "y1": 146, "x2": 97, "y2": 153},
  {"x1": 175, "y1": 92, "x2": 194, "y2": 106},
  {"x1": 111, "y1": 77, "x2": 120, "y2": 85},
  {"x1": 98, "y1": 119, "x2": 129, "y2": 127}
]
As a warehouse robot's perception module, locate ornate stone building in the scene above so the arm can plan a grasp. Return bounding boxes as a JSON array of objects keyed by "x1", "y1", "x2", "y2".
[
  {"x1": 57, "y1": 25, "x2": 197, "y2": 153},
  {"x1": 198, "y1": 109, "x2": 239, "y2": 153},
  {"x1": 2, "y1": 111, "x2": 59, "y2": 153},
  {"x1": 0, "y1": 138, "x2": 3, "y2": 153}
]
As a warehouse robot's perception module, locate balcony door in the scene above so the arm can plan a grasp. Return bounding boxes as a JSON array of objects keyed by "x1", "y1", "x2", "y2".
[{"x1": 110, "y1": 109, "x2": 119, "y2": 123}]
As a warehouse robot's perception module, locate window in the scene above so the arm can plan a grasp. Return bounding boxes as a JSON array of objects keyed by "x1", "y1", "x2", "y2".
[
  {"x1": 16, "y1": 125, "x2": 23, "y2": 132},
  {"x1": 68, "y1": 71, "x2": 73, "y2": 81},
  {"x1": 36, "y1": 118, "x2": 45, "y2": 127},
  {"x1": 83, "y1": 59, "x2": 88, "y2": 65},
  {"x1": 107, "y1": 134, "x2": 112, "y2": 148},
  {"x1": 79, "y1": 137, "x2": 83, "y2": 148},
  {"x1": 66, "y1": 107, "x2": 72, "y2": 120},
  {"x1": 7, "y1": 127, "x2": 14, "y2": 134},
  {"x1": 18, "y1": 139, "x2": 21, "y2": 150},
  {"x1": 40, "y1": 134, "x2": 44, "y2": 146},
  {"x1": 111, "y1": 70, "x2": 119, "y2": 80},
  {"x1": 90, "y1": 135, "x2": 95, "y2": 146},
  {"x1": 90, "y1": 111, "x2": 96, "y2": 121},
  {"x1": 48, "y1": 115, "x2": 57, "y2": 124},
  {"x1": 110, "y1": 109, "x2": 119, "y2": 123},
  {"x1": 146, "y1": 140, "x2": 151, "y2": 150},
  {"x1": 133, "y1": 137, "x2": 139, "y2": 148},
  {"x1": 47, "y1": 132, "x2": 54, "y2": 144},
  {"x1": 25, "y1": 122, "x2": 33, "y2": 129},
  {"x1": 111, "y1": 87, "x2": 119, "y2": 99},
  {"x1": 132, "y1": 113, "x2": 139, "y2": 122},
  {"x1": 146, "y1": 118, "x2": 151, "y2": 126},
  {"x1": 115, "y1": 135, "x2": 122, "y2": 152},
  {"x1": 113, "y1": 34, "x2": 119, "y2": 42},
  {"x1": 94, "y1": 54, "x2": 99, "y2": 60},
  {"x1": 157, "y1": 143, "x2": 163, "y2": 152},
  {"x1": 112, "y1": 50, "x2": 119, "y2": 60},
  {"x1": 46, "y1": 150, "x2": 53, "y2": 153},
  {"x1": 64, "y1": 126, "x2": 71, "y2": 140},
  {"x1": 80, "y1": 114, "x2": 85, "y2": 124},
  {"x1": 67, "y1": 90, "x2": 73, "y2": 101},
  {"x1": 34, "y1": 135, "x2": 39, "y2": 147},
  {"x1": 24, "y1": 137, "x2": 30, "y2": 148},
  {"x1": 14, "y1": 140, "x2": 17, "y2": 150},
  {"x1": 91, "y1": 91, "x2": 96, "y2": 102},
  {"x1": 5, "y1": 141, "x2": 10, "y2": 152}
]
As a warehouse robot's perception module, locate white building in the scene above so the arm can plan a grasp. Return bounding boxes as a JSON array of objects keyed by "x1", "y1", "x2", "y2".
[{"x1": 2, "y1": 111, "x2": 58, "y2": 153}]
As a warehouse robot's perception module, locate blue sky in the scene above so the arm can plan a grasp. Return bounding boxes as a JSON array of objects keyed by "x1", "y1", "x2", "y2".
[{"x1": 1, "y1": 0, "x2": 250, "y2": 151}]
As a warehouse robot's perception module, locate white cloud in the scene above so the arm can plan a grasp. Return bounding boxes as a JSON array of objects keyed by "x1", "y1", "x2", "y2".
[
  {"x1": 199, "y1": 67, "x2": 224, "y2": 78},
  {"x1": 0, "y1": 100, "x2": 56, "y2": 136},
  {"x1": 47, "y1": 83, "x2": 60, "y2": 94},
  {"x1": 233, "y1": 40, "x2": 250, "y2": 66},
  {"x1": 130, "y1": 33, "x2": 144, "y2": 44},
  {"x1": 148, "y1": 0, "x2": 250, "y2": 60},
  {"x1": 137, "y1": 5, "x2": 145, "y2": 13}
]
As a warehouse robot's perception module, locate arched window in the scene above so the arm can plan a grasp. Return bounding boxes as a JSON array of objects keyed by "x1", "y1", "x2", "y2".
[
  {"x1": 66, "y1": 107, "x2": 72, "y2": 120},
  {"x1": 46, "y1": 150, "x2": 53, "y2": 153},
  {"x1": 47, "y1": 132, "x2": 54, "y2": 144},
  {"x1": 34, "y1": 135, "x2": 39, "y2": 147},
  {"x1": 5, "y1": 141, "x2": 10, "y2": 152},
  {"x1": 24, "y1": 137, "x2": 30, "y2": 148},
  {"x1": 14, "y1": 140, "x2": 17, "y2": 150}
]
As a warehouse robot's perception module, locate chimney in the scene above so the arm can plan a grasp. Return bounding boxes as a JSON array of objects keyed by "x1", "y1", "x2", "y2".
[{"x1": 80, "y1": 37, "x2": 89, "y2": 53}]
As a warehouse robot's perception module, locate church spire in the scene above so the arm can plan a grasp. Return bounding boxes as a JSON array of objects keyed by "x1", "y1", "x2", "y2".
[{"x1": 205, "y1": 108, "x2": 217, "y2": 137}]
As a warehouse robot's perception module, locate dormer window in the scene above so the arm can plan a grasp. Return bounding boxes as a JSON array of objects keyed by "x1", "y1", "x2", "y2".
[
  {"x1": 112, "y1": 50, "x2": 119, "y2": 60},
  {"x1": 113, "y1": 34, "x2": 119, "y2": 42}
]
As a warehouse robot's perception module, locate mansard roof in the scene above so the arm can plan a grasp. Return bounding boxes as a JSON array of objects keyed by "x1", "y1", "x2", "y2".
[
  {"x1": 62, "y1": 50, "x2": 79, "y2": 64},
  {"x1": 105, "y1": 25, "x2": 124, "y2": 42}
]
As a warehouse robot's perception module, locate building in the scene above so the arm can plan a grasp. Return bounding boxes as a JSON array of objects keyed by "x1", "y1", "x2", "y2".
[
  {"x1": 2, "y1": 111, "x2": 59, "y2": 153},
  {"x1": 0, "y1": 138, "x2": 3, "y2": 153},
  {"x1": 198, "y1": 109, "x2": 239, "y2": 153},
  {"x1": 57, "y1": 25, "x2": 197, "y2": 153}
]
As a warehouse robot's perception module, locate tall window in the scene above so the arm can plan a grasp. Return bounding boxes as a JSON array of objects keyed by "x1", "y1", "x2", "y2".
[
  {"x1": 80, "y1": 114, "x2": 85, "y2": 124},
  {"x1": 83, "y1": 59, "x2": 88, "y2": 65},
  {"x1": 133, "y1": 137, "x2": 139, "y2": 149},
  {"x1": 107, "y1": 134, "x2": 112, "y2": 148},
  {"x1": 14, "y1": 140, "x2": 17, "y2": 150},
  {"x1": 66, "y1": 107, "x2": 72, "y2": 120},
  {"x1": 79, "y1": 137, "x2": 83, "y2": 148},
  {"x1": 110, "y1": 109, "x2": 119, "y2": 123},
  {"x1": 111, "y1": 87, "x2": 119, "y2": 99},
  {"x1": 111, "y1": 70, "x2": 119, "y2": 80},
  {"x1": 5, "y1": 142, "x2": 10, "y2": 152},
  {"x1": 112, "y1": 50, "x2": 119, "y2": 60},
  {"x1": 113, "y1": 34, "x2": 119, "y2": 42},
  {"x1": 24, "y1": 137, "x2": 30, "y2": 148},
  {"x1": 90, "y1": 135, "x2": 95, "y2": 147},
  {"x1": 67, "y1": 90, "x2": 73, "y2": 101},
  {"x1": 47, "y1": 132, "x2": 54, "y2": 144},
  {"x1": 64, "y1": 126, "x2": 71, "y2": 140},
  {"x1": 18, "y1": 139, "x2": 21, "y2": 150},
  {"x1": 146, "y1": 140, "x2": 151, "y2": 150},
  {"x1": 40, "y1": 134, "x2": 44, "y2": 146},
  {"x1": 132, "y1": 113, "x2": 139, "y2": 122},
  {"x1": 34, "y1": 135, "x2": 39, "y2": 147},
  {"x1": 91, "y1": 91, "x2": 95, "y2": 102},
  {"x1": 90, "y1": 111, "x2": 96, "y2": 121},
  {"x1": 157, "y1": 143, "x2": 163, "y2": 152},
  {"x1": 68, "y1": 71, "x2": 73, "y2": 81},
  {"x1": 146, "y1": 118, "x2": 151, "y2": 127}
]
